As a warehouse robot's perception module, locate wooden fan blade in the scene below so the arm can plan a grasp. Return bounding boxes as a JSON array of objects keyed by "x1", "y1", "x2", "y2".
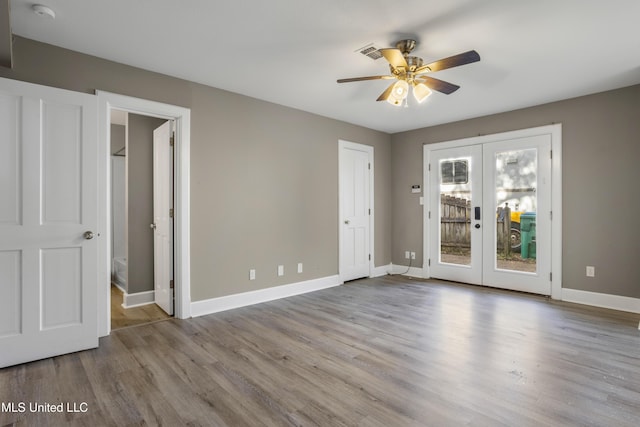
[
  {"x1": 416, "y1": 76, "x2": 460, "y2": 95},
  {"x1": 415, "y1": 50, "x2": 480, "y2": 74},
  {"x1": 379, "y1": 48, "x2": 408, "y2": 70},
  {"x1": 337, "y1": 75, "x2": 395, "y2": 83},
  {"x1": 376, "y1": 82, "x2": 397, "y2": 102}
]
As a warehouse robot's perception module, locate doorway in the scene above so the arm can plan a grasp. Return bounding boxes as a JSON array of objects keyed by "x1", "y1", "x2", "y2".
[
  {"x1": 424, "y1": 124, "x2": 562, "y2": 297},
  {"x1": 108, "y1": 111, "x2": 173, "y2": 329},
  {"x1": 97, "y1": 91, "x2": 191, "y2": 337}
]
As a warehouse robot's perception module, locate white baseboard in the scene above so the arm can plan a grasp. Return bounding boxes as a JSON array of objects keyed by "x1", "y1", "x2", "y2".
[
  {"x1": 122, "y1": 290, "x2": 155, "y2": 308},
  {"x1": 371, "y1": 264, "x2": 392, "y2": 277},
  {"x1": 111, "y1": 282, "x2": 126, "y2": 294},
  {"x1": 389, "y1": 264, "x2": 425, "y2": 278},
  {"x1": 561, "y1": 288, "x2": 640, "y2": 314},
  {"x1": 191, "y1": 275, "x2": 342, "y2": 318}
]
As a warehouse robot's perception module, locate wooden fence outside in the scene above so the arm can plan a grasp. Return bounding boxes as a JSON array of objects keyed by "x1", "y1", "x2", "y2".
[
  {"x1": 440, "y1": 195, "x2": 471, "y2": 252},
  {"x1": 440, "y1": 194, "x2": 512, "y2": 257}
]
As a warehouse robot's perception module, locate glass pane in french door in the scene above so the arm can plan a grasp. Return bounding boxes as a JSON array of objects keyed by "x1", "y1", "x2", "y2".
[
  {"x1": 493, "y1": 148, "x2": 537, "y2": 273},
  {"x1": 439, "y1": 157, "x2": 472, "y2": 266}
]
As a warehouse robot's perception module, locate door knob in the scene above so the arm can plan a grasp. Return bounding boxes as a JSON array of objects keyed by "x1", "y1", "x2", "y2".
[
  {"x1": 344, "y1": 220, "x2": 350, "y2": 225},
  {"x1": 83, "y1": 231, "x2": 94, "y2": 240},
  {"x1": 150, "y1": 223, "x2": 157, "y2": 229},
  {"x1": 475, "y1": 224, "x2": 481, "y2": 229}
]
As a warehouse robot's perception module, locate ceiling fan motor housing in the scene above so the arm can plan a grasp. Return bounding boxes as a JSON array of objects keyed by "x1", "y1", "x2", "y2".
[{"x1": 396, "y1": 39, "x2": 417, "y2": 55}]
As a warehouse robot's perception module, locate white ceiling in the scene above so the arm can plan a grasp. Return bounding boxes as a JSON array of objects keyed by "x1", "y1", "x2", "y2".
[{"x1": 9, "y1": 0, "x2": 640, "y2": 133}]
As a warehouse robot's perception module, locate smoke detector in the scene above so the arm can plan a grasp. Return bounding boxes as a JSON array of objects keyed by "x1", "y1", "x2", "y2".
[{"x1": 32, "y1": 4, "x2": 56, "y2": 19}]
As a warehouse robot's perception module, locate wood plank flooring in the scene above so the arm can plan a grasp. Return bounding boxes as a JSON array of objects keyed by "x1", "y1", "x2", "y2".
[
  {"x1": 110, "y1": 284, "x2": 171, "y2": 330},
  {"x1": 2, "y1": 276, "x2": 639, "y2": 426}
]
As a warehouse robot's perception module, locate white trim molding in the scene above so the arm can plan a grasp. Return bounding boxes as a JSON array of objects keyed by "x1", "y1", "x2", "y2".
[
  {"x1": 371, "y1": 264, "x2": 392, "y2": 277},
  {"x1": 122, "y1": 290, "x2": 155, "y2": 309},
  {"x1": 390, "y1": 264, "x2": 425, "y2": 278},
  {"x1": 97, "y1": 91, "x2": 191, "y2": 337},
  {"x1": 191, "y1": 275, "x2": 342, "y2": 318},
  {"x1": 562, "y1": 288, "x2": 640, "y2": 314}
]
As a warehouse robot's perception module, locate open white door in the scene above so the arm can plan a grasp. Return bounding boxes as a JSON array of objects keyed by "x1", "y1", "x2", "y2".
[
  {"x1": 339, "y1": 140, "x2": 373, "y2": 282},
  {"x1": 0, "y1": 77, "x2": 98, "y2": 368},
  {"x1": 152, "y1": 121, "x2": 174, "y2": 315}
]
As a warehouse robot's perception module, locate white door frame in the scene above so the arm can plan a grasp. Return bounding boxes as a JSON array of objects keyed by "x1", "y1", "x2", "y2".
[
  {"x1": 338, "y1": 140, "x2": 374, "y2": 282},
  {"x1": 423, "y1": 124, "x2": 562, "y2": 299},
  {"x1": 97, "y1": 91, "x2": 191, "y2": 336}
]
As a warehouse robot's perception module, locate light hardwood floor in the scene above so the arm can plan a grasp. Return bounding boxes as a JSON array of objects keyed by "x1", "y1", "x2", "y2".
[
  {"x1": 2, "y1": 276, "x2": 639, "y2": 426},
  {"x1": 110, "y1": 284, "x2": 171, "y2": 330}
]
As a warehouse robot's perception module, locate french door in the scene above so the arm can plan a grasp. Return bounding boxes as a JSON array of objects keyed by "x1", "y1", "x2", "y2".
[{"x1": 427, "y1": 134, "x2": 552, "y2": 295}]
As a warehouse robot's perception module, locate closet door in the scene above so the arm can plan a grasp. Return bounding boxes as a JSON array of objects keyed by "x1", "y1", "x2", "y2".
[{"x1": 0, "y1": 77, "x2": 98, "y2": 368}]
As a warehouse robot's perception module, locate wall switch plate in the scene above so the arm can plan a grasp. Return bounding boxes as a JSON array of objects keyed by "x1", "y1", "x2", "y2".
[
  {"x1": 249, "y1": 269, "x2": 256, "y2": 280},
  {"x1": 278, "y1": 265, "x2": 284, "y2": 276},
  {"x1": 405, "y1": 251, "x2": 410, "y2": 259},
  {"x1": 297, "y1": 263, "x2": 303, "y2": 273},
  {"x1": 586, "y1": 266, "x2": 595, "y2": 277},
  {"x1": 411, "y1": 252, "x2": 416, "y2": 260}
]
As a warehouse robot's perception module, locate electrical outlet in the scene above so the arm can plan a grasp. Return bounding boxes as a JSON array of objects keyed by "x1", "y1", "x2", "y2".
[
  {"x1": 297, "y1": 263, "x2": 303, "y2": 273},
  {"x1": 249, "y1": 269, "x2": 256, "y2": 280},
  {"x1": 586, "y1": 266, "x2": 595, "y2": 277},
  {"x1": 278, "y1": 265, "x2": 284, "y2": 276},
  {"x1": 405, "y1": 251, "x2": 410, "y2": 259},
  {"x1": 411, "y1": 252, "x2": 416, "y2": 260}
]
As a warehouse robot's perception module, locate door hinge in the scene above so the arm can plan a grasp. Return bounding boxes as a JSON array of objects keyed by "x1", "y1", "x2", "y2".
[
  {"x1": 368, "y1": 254, "x2": 371, "y2": 261},
  {"x1": 428, "y1": 211, "x2": 431, "y2": 219},
  {"x1": 170, "y1": 279, "x2": 175, "y2": 289},
  {"x1": 549, "y1": 272, "x2": 552, "y2": 282},
  {"x1": 428, "y1": 163, "x2": 431, "y2": 172},
  {"x1": 170, "y1": 132, "x2": 175, "y2": 147},
  {"x1": 369, "y1": 208, "x2": 371, "y2": 215},
  {"x1": 428, "y1": 258, "x2": 431, "y2": 266},
  {"x1": 169, "y1": 208, "x2": 174, "y2": 218},
  {"x1": 368, "y1": 162, "x2": 371, "y2": 170},
  {"x1": 550, "y1": 210, "x2": 552, "y2": 220},
  {"x1": 550, "y1": 149, "x2": 553, "y2": 159}
]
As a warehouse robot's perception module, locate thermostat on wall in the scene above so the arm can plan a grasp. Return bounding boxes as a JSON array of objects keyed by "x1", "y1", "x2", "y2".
[{"x1": 411, "y1": 184, "x2": 421, "y2": 194}]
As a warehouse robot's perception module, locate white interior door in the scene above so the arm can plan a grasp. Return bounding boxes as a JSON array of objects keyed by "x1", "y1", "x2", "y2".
[
  {"x1": 339, "y1": 140, "x2": 373, "y2": 282},
  {"x1": 0, "y1": 77, "x2": 98, "y2": 368},
  {"x1": 428, "y1": 134, "x2": 552, "y2": 295},
  {"x1": 152, "y1": 121, "x2": 173, "y2": 315}
]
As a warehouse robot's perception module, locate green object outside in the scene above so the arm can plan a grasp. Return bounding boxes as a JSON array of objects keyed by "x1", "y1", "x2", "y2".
[{"x1": 520, "y1": 212, "x2": 536, "y2": 259}]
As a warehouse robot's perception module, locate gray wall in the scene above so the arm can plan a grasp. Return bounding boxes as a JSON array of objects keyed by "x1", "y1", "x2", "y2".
[
  {"x1": 391, "y1": 84, "x2": 640, "y2": 299},
  {"x1": 127, "y1": 115, "x2": 167, "y2": 294},
  {"x1": 110, "y1": 124, "x2": 125, "y2": 154},
  {"x1": 0, "y1": 37, "x2": 392, "y2": 302}
]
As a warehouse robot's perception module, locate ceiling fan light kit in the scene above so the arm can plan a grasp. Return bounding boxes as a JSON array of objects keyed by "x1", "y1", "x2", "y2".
[
  {"x1": 338, "y1": 39, "x2": 480, "y2": 107},
  {"x1": 387, "y1": 80, "x2": 409, "y2": 106}
]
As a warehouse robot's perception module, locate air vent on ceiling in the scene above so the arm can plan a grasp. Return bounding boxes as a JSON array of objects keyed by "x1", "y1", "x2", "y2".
[{"x1": 355, "y1": 43, "x2": 383, "y2": 60}]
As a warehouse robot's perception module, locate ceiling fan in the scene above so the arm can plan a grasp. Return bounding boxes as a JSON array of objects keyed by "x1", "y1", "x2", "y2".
[{"x1": 337, "y1": 39, "x2": 480, "y2": 106}]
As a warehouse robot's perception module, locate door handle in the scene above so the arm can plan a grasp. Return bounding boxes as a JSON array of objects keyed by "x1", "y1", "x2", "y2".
[
  {"x1": 150, "y1": 223, "x2": 157, "y2": 229},
  {"x1": 83, "y1": 231, "x2": 95, "y2": 240},
  {"x1": 344, "y1": 220, "x2": 350, "y2": 225},
  {"x1": 475, "y1": 224, "x2": 481, "y2": 229}
]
